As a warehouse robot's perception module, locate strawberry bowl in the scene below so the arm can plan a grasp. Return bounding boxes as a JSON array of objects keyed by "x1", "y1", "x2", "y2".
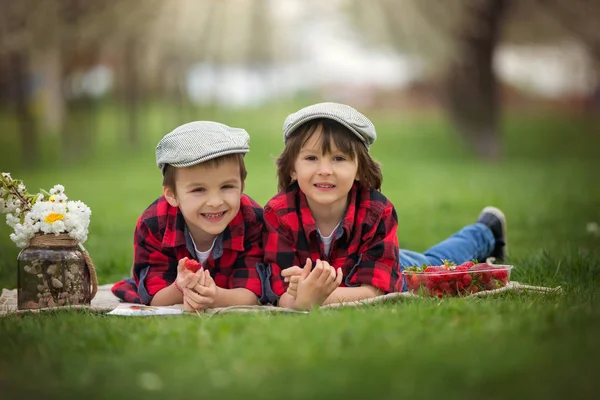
[{"x1": 402, "y1": 262, "x2": 514, "y2": 298}]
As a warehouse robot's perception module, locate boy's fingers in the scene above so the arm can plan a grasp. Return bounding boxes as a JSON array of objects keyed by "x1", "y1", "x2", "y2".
[
  {"x1": 204, "y1": 269, "x2": 214, "y2": 285},
  {"x1": 289, "y1": 275, "x2": 300, "y2": 284},
  {"x1": 324, "y1": 265, "x2": 337, "y2": 285},
  {"x1": 185, "y1": 270, "x2": 202, "y2": 288},
  {"x1": 309, "y1": 260, "x2": 324, "y2": 281},
  {"x1": 281, "y1": 266, "x2": 303, "y2": 277},
  {"x1": 184, "y1": 293, "x2": 202, "y2": 309},
  {"x1": 186, "y1": 289, "x2": 204, "y2": 304},
  {"x1": 183, "y1": 299, "x2": 195, "y2": 312},
  {"x1": 177, "y1": 257, "x2": 188, "y2": 274},
  {"x1": 197, "y1": 268, "x2": 206, "y2": 286},
  {"x1": 326, "y1": 267, "x2": 343, "y2": 292},
  {"x1": 195, "y1": 285, "x2": 213, "y2": 296},
  {"x1": 333, "y1": 267, "x2": 343, "y2": 286},
  {"x1": 300, "y1": 259, "x2": 313, "y2": 279}
]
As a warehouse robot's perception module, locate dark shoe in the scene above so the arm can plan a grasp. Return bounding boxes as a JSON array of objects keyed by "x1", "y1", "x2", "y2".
[{"x1": 477, "y1": 206, "x2": 507, "y2": 262}]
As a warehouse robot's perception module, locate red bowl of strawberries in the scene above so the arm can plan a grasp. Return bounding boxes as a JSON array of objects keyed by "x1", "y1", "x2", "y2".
[{"x1": 402, "y1": 261, "x2": 513, "y2": 298}]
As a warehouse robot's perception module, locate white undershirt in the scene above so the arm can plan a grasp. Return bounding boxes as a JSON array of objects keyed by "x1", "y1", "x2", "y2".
[
  {"x1": 191, "y1": 237, "x2": 217, "y2": 266},
  {"x1": 317, "y1": 221, "x2": 341, "y2": 256}
]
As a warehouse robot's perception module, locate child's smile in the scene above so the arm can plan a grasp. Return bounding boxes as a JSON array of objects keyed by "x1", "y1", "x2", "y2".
[
  {"x1": 291, "y1": 132, "x2": 358, "y2": 217},
  {"x1": 165, "y1": 158, "x2": 243, "y2": 250}
]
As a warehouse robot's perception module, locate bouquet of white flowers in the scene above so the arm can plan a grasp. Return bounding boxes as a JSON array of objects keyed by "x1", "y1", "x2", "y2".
[
  {"x1": 1, "y1": 172, "x2": 97, "y2": 310},
  {"x1": 0, "y1": 172, "x2": 91, "y2": 248}
]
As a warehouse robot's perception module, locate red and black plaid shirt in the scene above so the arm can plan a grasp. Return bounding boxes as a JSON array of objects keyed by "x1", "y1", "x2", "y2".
[
  {"x1": 263, "y1": 182, "x2": 401, "y2": 298},
  {"x1": 111, "y1": 194, "x2": 264, "y2": 304}
]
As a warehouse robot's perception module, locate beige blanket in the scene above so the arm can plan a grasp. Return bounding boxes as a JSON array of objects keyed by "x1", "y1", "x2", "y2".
[{"x1": 0, "y1": 281, "x2": 562, "y2": 316}]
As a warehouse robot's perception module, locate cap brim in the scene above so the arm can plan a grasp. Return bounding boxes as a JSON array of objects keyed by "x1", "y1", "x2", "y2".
[{"x1": 284, "y1": 114, "x2": 370, "y2": 147}]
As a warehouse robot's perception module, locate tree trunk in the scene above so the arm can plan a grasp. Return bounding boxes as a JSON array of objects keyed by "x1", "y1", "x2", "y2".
[
  {"x1": 123, "y1": 39, "x2": 139, "y2": 147},
  {"x1": 444, "y1": 0, "x2": 509, "y2": 160},
  {"x1": 10, "y1": 51, "x2": 39, "y2": 168},
  {"x1": 35, "y1": 46, "x2": 66, "y2": 134}
]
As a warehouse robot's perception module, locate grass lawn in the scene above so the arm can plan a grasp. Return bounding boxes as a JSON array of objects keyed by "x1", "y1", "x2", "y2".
[{"x1": 0, "y1": 103, "x2": 599, "y2": 399}]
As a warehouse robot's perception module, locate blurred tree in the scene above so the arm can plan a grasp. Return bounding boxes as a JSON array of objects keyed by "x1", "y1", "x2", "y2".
[
  {"x1": 0, "y1": 0, "x2": 40, "y2": 167},
  {"x1": 348, "y1": 0, "x2": 599, "y2": 160},
  {"x1": 441, "y1": 0, "x2": 508, "y2": 161},
  {"x1": 1, "y1": 0, "x2": 283, "y2": 162},
  {"x1": 349, "y1": 0, "x2": 509, "y2": 159},
  {"x1": 0, "y1": 0, "x2": 143, "y2": 163}
]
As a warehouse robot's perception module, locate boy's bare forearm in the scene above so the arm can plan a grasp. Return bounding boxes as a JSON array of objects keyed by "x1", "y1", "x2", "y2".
[
  {"x1": 323, "y1": 285, "x2": 382, "y2": 305},
  {"x1": 149, "y1": 283, "x2": 183, "y2": 306},
  {"x1": 278, "y1": 292, "x2": 296, "y2": 309},
  {"x1": 213, "y1": 287, "x2": 258, "y2": 307}
]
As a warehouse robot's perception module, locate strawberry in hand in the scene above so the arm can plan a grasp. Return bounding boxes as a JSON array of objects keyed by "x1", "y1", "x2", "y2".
[{"x1": 184, "y1": 258, "x2": 201, "y2": 273}]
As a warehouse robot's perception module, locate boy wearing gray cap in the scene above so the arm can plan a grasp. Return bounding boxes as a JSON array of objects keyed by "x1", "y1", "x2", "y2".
[
  {"x1": 262, "y1": 102, "x2": 507, "y2": 310},
  {"x1": 112, "y1": 121, "x2": 264, "y2": 311}
]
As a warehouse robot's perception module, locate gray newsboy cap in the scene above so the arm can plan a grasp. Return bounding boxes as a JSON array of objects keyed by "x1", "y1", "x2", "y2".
[
  {"x1": 156, "y1": 121, "x2": 249, "y2": 172},
  {"x1": 282, "y1": 102, "x2": 376, "y2": 148}
]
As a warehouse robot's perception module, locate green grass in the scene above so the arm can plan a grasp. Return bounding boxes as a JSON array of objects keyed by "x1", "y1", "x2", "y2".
[{"x1": 0, "y1": 103, "x2": 599, "y2": 399}]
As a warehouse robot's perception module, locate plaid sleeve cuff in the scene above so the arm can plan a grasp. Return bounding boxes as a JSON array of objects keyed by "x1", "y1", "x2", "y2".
[
  {"x1": 349, "y1": 263, "x2": 396, "y2": 294},
  {"x1": 230, "y1": 276, "x2": 262, "y2": 298}
]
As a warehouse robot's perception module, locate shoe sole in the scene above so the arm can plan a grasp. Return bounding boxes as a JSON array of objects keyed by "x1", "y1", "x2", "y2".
[{"x1": 481, "y1": 206, "x2": 508, "y2": 262}]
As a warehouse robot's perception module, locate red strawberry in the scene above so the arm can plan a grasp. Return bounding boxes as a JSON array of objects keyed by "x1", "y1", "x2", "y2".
[
  {"x1": 424, "y1": 266, "x2": 446, "y2": 273},
  {"x1": 461, "y1": 261, "x2": 474, "y2": 269},
  {"x1": 406, "y1": 273, "x2": 421, "y2": 291},
  {"x1": 485, "y1": 280, "x2": 499, "y2": 290},
  {"x1": 462, "y1": 274, "x2": 472, "y2": 286},
  {"x1": 439, "y1": 282, "x2": 451, "y2": 293},
  {"x1": 467, "y1": 284, "x2": 480, "y2": 293},
  {"x1": 424, "y1": 266, "x2": 445, "y2": 286},
  {"x1": 425, "y1": 264, "x2": 450, "y2": 285},
  {"x1": 491, "y1": 268, "x2": 508, "y2": 280},
  {"x1": 184, "y1": 258, "x2": 201, "y2": 273},
  {"x1": 470, "y1": 263, "x2": 493, "y2": 282}
]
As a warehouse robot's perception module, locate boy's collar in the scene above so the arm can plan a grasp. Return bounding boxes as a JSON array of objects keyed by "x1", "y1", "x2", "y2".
[
  {"x1": 161, "y1": 200, "x2": 245, "y2": 252},
  {"x1": 296, "y1": 183, "x2": 358, "y2": 240}
]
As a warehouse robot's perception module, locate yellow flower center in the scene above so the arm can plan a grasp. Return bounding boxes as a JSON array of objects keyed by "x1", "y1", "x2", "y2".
[
  {"x1": 44, "y1": 212, "x2": 64, "y2": 224},
  {"x1": 49, "y1": 195, "x2": 55, "y2": 202}
]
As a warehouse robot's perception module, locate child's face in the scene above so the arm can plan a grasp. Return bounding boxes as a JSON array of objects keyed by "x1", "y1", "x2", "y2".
[
  {"x1": 164, "y1": 158, "x2": 243, "y2": 248},
  {"x1": 291, "y1": 132, "x2": 359, "y2": 212}
]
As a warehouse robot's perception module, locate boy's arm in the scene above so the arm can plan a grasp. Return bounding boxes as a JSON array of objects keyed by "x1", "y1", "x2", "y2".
[
  {"x1": 277, "y1": 292, "x2": 297, "y2": 309},
  {"x1": 323, "y1": 285, "x2": 382, "y2": 305},
  {"x1": 263, "y1": 207, "x2": 302, "y2": 302},
  {"x1": 133, "y1": 220, "x2": 182, "y2": 305},
  {"x1": 150, "y1": 283, "x2": 183, "y2": 306},
  {"x1": 212, "y1": 287, "x2": 258, "y2": 307},
  {"x1": 229, "y1": 208, "x2": 264, "y2": 301},
  {"x1": 346, "y1": 204, "x2": 401, "y2": 294}
]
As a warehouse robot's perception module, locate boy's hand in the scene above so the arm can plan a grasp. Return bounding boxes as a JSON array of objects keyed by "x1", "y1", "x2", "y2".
[
  {"x1": 282, "y1": 264, "x2": 303, "y2": 298},
  {"x1": 184, "y1": 269, "x2": 219, "y2": 311},
  {"x1": 194, "y1": 269, "x2": 219, "y2": 306},
  {"x1": 281, "y1": 265, "x2": 303, "y2": 283},
  {"x1": 176, "y1": 257, "x2": 201, "y2": 292},
  {"x1": 285, "y1": 259, "x2": 337, "y2": 299},
  {"x1": 294, "y1": 259, "x2": 343, "y2": 309}
]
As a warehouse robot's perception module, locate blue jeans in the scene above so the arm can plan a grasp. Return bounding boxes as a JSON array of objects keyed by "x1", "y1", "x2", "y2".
[{"x1": 399, "y1": 223, "x2": 495, "y2": 291}]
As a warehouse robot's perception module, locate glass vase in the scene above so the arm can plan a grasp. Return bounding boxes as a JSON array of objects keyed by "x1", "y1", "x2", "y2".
[{"x1": 17, "y1": 234, "x2": 91, "y2": 310}]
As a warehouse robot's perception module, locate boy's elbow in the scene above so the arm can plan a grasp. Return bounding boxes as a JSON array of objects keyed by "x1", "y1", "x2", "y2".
[{"x1": 360, "y1": 284, "x2": 383, "y2": 297}]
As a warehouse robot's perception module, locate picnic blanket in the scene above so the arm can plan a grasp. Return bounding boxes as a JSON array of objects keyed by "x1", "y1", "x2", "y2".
[{"x1": 0, "y1": 281, "x2": 562, "y2": 317}]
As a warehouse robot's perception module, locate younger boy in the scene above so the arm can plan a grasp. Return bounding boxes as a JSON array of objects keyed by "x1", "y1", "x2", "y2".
[{"x1": 111, "y1": 121, "x2": 264, "y2": 311}]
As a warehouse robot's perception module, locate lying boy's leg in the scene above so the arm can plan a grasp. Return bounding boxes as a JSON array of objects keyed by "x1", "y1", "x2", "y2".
[
  {"x1": 419, "y1": 207, "x2": 507, "y2": 266},
  {"x1": 400, "y1": 207, "x2": 507, "y2": 267}
]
